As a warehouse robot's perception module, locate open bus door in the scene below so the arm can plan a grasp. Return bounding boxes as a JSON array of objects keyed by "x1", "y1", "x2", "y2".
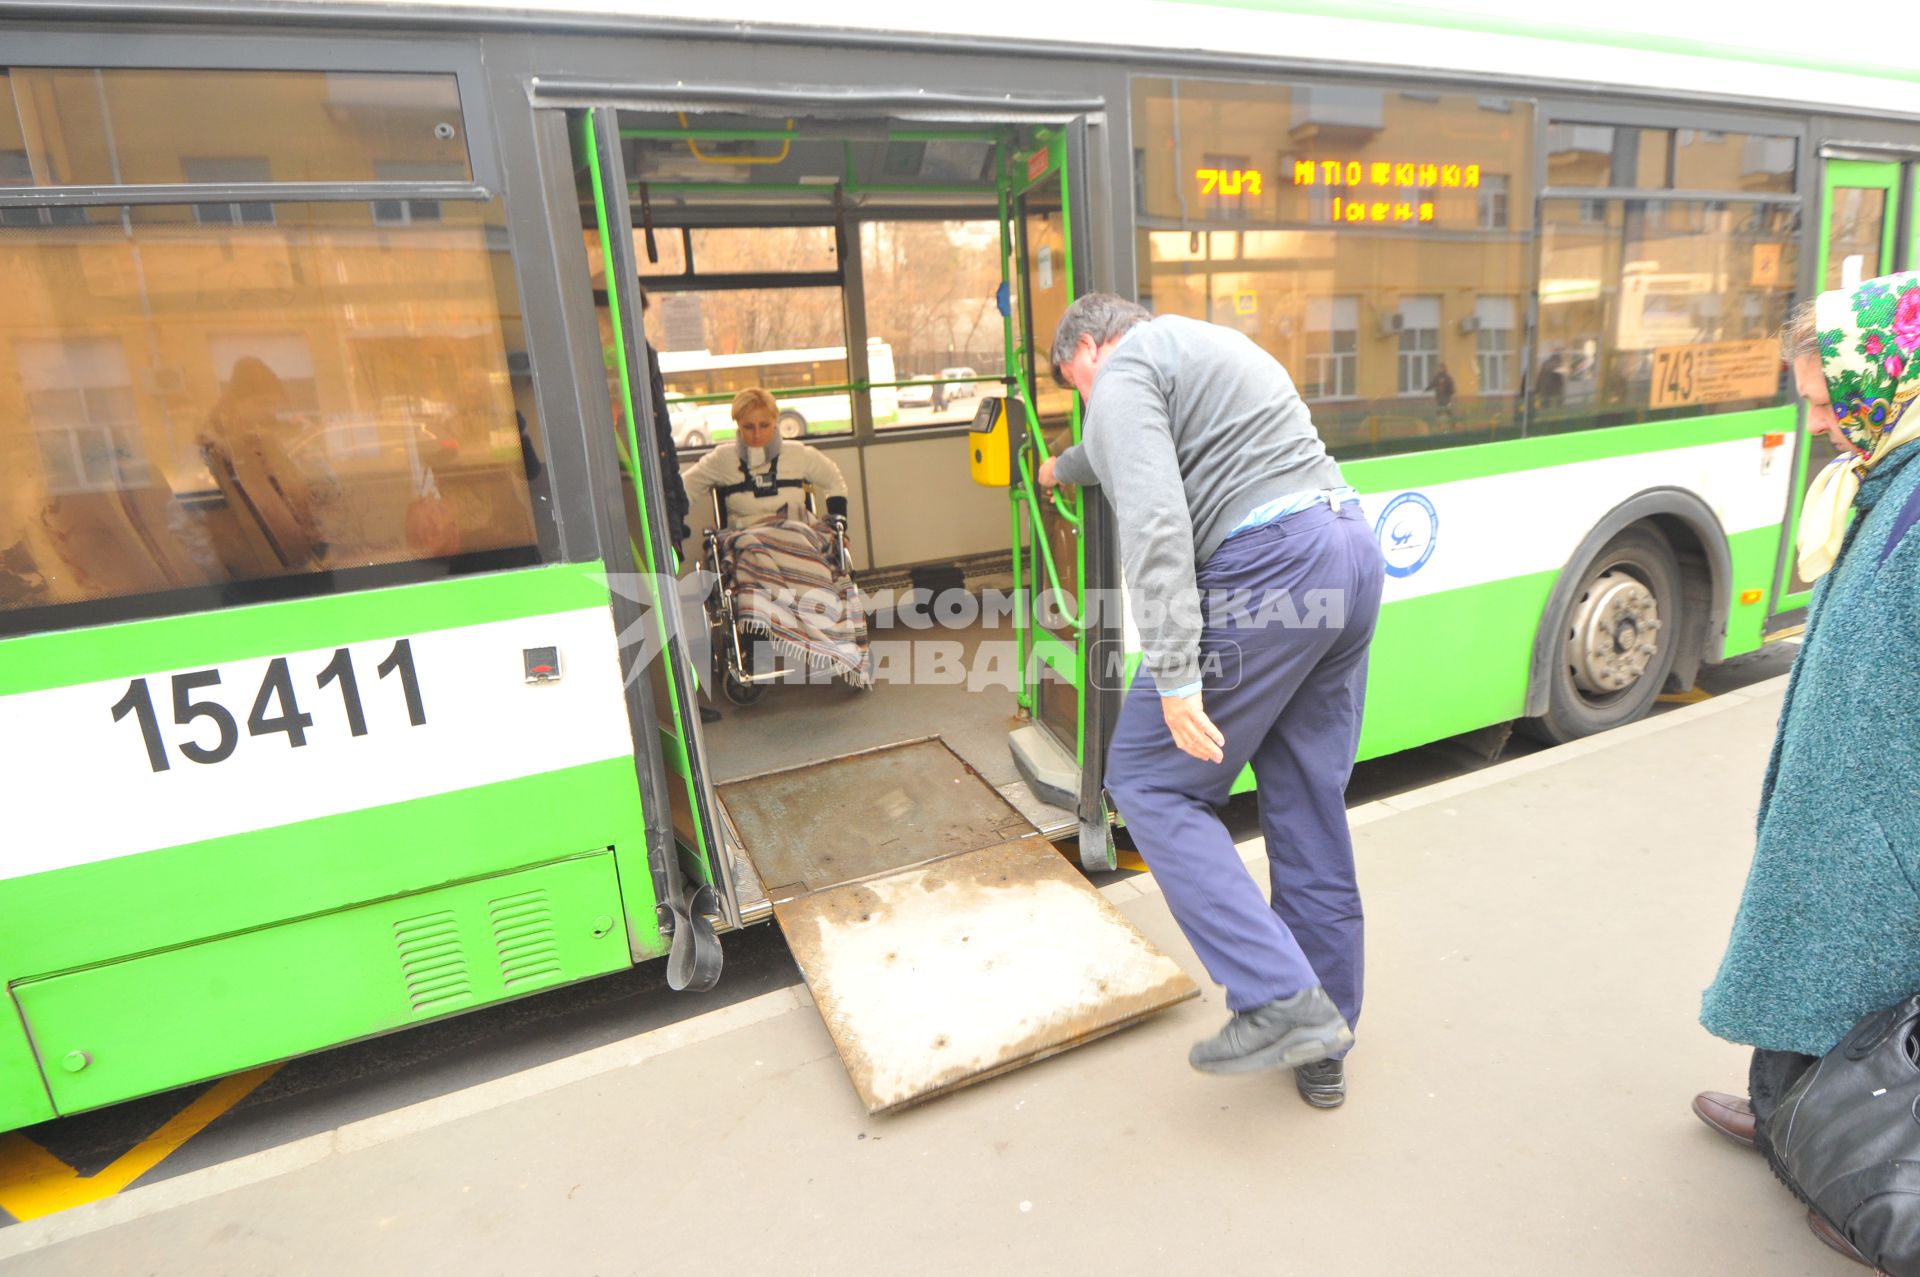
[
  {"x1": 1778, "y1": 155, "x2": 1920, "y2": 616},
  {"x1": 998, "y1": 122, "x2": 1121, "y2": 873},
  {"x1": 571, "y1": 99, "x2": 1191, "y2": 1113},
  {"x1": 581, "y1": 106, "x2": 734, "y2": 991}
]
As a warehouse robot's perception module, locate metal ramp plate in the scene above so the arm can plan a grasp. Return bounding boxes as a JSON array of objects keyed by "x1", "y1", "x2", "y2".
[
  {"x1": 717, "y1": 737, "x2": 1032, "y2": 903},
  {"x1": 775, "y1": 838, "x2": 1197, "y2": 1114},
  {"x1": 720, "y1": 737, "x2": 1197, "y2": 1113}
]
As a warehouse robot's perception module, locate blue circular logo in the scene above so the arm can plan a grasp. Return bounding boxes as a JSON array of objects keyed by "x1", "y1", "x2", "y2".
[{"x1": 1373, "y1": 492, "x2": 1438, "y2": 578}]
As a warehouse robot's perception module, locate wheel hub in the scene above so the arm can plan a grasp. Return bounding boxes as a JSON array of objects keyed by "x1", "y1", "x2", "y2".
[{"x1": 1565, "y1": 569, "x2": 1661, "y2": 695}]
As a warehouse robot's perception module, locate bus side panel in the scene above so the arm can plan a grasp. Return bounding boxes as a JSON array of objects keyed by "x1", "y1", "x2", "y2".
[
  {"x1": 15, "y1": 850, "x2": 633, "y2": 1117},
  {"x1": 1356, "y1": 572, "x2": 1554, "y2": 760},
  {"x1": 1725, "y1": 524, "x2": 1784, "y2": 657},
  {"x1": 0, "y1": 564, "x2": 667, "y2": 1126},
  {"x1": 0, "y1": 1015, "x2": 55, "y2": 1131}
]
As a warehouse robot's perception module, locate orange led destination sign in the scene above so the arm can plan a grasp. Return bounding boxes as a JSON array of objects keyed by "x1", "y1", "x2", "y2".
[
  {"x1": 1195, "y1": 167, "x2": 1262, "y2": 196},
  {"x1": 1194, "y1": 160, "x2": 1483, "y2": 224}
]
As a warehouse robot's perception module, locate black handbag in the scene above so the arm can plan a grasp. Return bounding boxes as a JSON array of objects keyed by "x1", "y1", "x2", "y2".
[{"x1": 1773, "y1": 992, "x2": 1920, "y2": 1276}]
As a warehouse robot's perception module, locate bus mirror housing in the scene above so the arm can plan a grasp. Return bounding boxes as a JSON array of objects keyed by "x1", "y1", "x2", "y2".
[{"x1": 969, "y1": 395, "x2": 1019, "y2": 488}]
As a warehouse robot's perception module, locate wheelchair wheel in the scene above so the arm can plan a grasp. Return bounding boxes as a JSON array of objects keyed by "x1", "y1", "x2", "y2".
[
  {"x1": 721, "y1": 633, "x2": 764, "y2": 706},
  {"x1": 722, "y1": 667, "x2": 763, "y2": 706}
]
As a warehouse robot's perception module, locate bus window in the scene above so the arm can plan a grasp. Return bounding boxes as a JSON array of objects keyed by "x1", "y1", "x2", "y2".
[
  {"x1": 0, "y1": 197, "x2": 543, "y2": 631},
  {"x1": 689, "y1": 226, "x2": 836, "y2": 275},
  {"x1": 0, "y1": 68, "x2": 470, "y2": 187},
  {"x1": 860, "y1": 220, "x2": 1005, "y2": 429},
  {"x1": 1133, "y1": 77, "x2": 1537, "y2": 458},
  {"x1": 645, "y1": 287, "x2": 855, "y2": 446},
  {"x1": 582, "y1": 226, "x2": 689, "y2": 280},
  {"x1": 1532, "y1": 199, "x2": 1798, "y2": 435}
]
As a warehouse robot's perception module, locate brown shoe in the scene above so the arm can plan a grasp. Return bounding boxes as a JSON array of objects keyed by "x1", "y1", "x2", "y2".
[
  {"x1": 1691, "y1": 1090, "x2": 1757, "y2": 1149},
  {"x1": 1806, "y1": 1208, "x2": 1887, "y2": 1273}
]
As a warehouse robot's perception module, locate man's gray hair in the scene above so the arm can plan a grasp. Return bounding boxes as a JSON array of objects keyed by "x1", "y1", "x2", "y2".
[{"x1": 1049, "y1": 293, "x2": 1151, "y2": 387}]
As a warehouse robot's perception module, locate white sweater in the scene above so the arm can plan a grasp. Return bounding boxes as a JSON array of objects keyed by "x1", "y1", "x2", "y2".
[{"x1": 681, "y1": 441, "x2": 849, "y2": 527}]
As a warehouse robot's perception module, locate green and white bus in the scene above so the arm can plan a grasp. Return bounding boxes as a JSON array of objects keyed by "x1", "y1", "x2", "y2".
[{"x1": 2, "y1": 0, "x2": 1914, "y2": 1128}]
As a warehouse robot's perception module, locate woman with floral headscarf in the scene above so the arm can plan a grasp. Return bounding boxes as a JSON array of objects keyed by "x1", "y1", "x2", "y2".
[{"x1": 1692, "y1": 272, "x2": 1920, "y2": 1265}]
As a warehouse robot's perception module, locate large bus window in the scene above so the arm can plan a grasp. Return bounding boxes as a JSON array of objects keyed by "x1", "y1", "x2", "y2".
[
  {"x1": 690, "y1": 226, "x2": 837, "y2": 275},
  {"x1": 0, "y1": 68, "x2": 470, "y2": 187},
  {"x1": 639, "y1": 286, "x2": 854, "y2": 445},
  {"x1": 582, "y1": 227, "x2": 690, "y2": 278},
  {"x1": 1533, "y1": 200, "x2": 1799, "y2": 434},
  {"x1": 1546, "y1": 124, "x2": 1671, "y2": 188},
  {"x1": 0, "y1": 197, "x2": 542, "y2": 630},
  {"x1": 860, "y1": 219, "x2": 1006, "y2": 429},
  {"x1": 1674, "y1": 130, "x2": 1796, "y2": 195},
  {"x1": 1132, "y1": 76, "x2": 1535, "y2": 458}
]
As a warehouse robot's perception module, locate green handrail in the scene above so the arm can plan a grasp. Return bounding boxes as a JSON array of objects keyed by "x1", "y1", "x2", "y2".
[{"x1": 1015, "y1": 445, "x2": 1086, "y2": 631}]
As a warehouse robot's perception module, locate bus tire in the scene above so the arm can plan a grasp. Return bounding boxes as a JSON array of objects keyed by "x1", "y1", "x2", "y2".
[
  {"x1": 1520, "y1": 527, "x2": 1681, "y2": 745},
  {"x1": 682, "y1": 429, "x2": 707, "y2": 449},
  {"x1": 777, "y1": 410, "x2": 807, "y2": 439}
]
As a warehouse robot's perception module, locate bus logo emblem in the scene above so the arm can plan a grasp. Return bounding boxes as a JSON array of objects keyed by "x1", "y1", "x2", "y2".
[{"x1": 1373, "y1": 492, "x2": 1438, "y2": 578}]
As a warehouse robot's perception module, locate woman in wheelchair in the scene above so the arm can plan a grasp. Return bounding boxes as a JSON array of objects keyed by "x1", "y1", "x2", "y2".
[
  {"x1": 681, "y1": 387, "x2": 849, "y2": 526},
  {"x1": 683, "y1": 388, "x2": 869, "y2": 705}
]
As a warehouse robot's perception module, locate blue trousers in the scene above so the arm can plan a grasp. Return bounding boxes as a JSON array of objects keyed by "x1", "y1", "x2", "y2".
[{"x1": 1105, "y1": 501, "x2": 1384, "y2": 1035}]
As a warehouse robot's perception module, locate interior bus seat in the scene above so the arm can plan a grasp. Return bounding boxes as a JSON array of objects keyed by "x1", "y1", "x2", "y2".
[
  {"x1": 34, "y1": 481, "x2": 212, "y2": 603},
  {"x1": 199, "y1": 428, "x2": 319, "y2": 574}
]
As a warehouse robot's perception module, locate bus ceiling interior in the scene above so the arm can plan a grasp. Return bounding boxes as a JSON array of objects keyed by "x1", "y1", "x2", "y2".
[{"x1": 579, "y1": 109, "x2": 1066, "y2": 822}]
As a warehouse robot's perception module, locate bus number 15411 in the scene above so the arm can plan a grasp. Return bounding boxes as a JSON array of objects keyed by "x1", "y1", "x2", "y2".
[{"x1": 109, "y1": 639, "x2": 427, "y2": 773}]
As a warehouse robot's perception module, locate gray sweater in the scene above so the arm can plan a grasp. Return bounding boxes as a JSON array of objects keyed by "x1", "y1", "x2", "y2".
[{"x1": 1052, "y1": 315, "x2": 1344, "y2": 692}]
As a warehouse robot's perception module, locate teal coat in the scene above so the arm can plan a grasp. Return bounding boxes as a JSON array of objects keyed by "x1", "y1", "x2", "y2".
[{"x1": 1701, "y1": 446, "x2": 1920, "y2": 1056}]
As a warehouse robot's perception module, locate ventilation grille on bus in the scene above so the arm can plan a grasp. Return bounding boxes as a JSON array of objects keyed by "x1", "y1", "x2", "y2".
[
  {"x1": 490, "y1": 889, "x2": 563, "y2": 989},
  {"x1": 392, "y1": 909, "x2": 474, "y2": 1017}
]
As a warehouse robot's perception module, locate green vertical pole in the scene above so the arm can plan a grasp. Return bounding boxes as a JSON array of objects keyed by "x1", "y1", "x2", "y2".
[{"x1": 999, "y1": 137, "x2": 1034, "y2": 716}]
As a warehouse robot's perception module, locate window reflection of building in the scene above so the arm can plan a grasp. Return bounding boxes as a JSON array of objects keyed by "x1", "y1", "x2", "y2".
[
  {"x1": 18, "y1": 339, "x2": 147, "y2": 496},
  {"x1": 1132, "y1": 77, "x2": 1534, "y2": 456},
  {"x1": 1396, "y1": 296, "x2": 1441, "y2": 396},
  {"x1": 0, "y1": 68, "x2": 542, "y2": 627},
  {"x1": 183, "y1": 157, "x2": 275, "y2": 225},
  {"x1": 1474, "y1": 297, "x2": 1517, "y2": 395},
  {"x1": 1303, "y1": 296, "x2": 1357, "y2": 399},
  {"x1": 1133, "y1": 77, "x2": 1799, "y2": 453},
  {"x1": 1477, "y1": 174, "x2": 1510, "y2": 230}
]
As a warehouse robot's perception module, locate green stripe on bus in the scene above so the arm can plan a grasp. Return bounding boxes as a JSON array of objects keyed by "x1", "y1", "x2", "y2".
[
  {"x1": 1342, "y1": 405, "x2": 1795, "y2": 493},
  {"x1": 0, "y1": 756, "x2": 658, "y2": 980},
  {"x1": 0, "y1": 562, "x2": 614, "y2": 698},
  {"x1": 1164, "y1": 0, "x2": 1920, "y2": 85}
]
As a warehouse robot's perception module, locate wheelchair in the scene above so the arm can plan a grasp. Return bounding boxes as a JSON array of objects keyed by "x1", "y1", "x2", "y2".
[{"x1": 701, "y1": 485, "x2": 852, "y2": 706}]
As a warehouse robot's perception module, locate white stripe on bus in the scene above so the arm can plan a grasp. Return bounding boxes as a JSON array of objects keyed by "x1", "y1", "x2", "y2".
[{"x1": 0, "y1": 606, "x2": 635, "y2": 881}]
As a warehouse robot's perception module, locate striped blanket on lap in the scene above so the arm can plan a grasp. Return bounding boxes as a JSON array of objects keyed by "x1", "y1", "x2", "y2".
[{"x1": 717, "y1": 516, "x2": 871, "y2": 687}]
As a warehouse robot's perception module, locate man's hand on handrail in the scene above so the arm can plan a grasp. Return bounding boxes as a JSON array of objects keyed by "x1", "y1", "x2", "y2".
[{"x1": 1037, "y1": 456, "x2": 1058, "y2": 492}]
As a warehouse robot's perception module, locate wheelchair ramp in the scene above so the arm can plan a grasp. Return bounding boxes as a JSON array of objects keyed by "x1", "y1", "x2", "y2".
[{"x1": 717, "y1": 739, "x2": 1197, "y2": 1114}]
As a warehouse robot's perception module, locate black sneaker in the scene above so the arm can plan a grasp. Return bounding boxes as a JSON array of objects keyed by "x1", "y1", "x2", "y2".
[
  {"x1": 1188, "y1": 984, "x2": 1353, "y2": 1075},
  {"x1": 1294, "y1": 1058, "x2": 1346, "y2": 1109}
]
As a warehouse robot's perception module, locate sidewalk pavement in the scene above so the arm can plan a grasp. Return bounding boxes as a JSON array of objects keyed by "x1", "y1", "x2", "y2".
[{"x1": 1, "y1": 676, "x2": 1854, "y2": 1276}]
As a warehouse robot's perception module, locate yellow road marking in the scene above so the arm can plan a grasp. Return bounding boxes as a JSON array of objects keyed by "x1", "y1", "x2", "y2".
[
  {"x1": 1656, "y1": 688, "x2": 1714, "y2": 705},
  {"x1": 0, "y1": 1064, "x2": 280, "y2": 1221}
]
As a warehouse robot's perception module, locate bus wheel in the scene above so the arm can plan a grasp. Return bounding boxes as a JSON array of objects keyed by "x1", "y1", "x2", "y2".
[
  {"x1": 777, "y1": 410, "x2": 807, "y2": 439},
  {"x1": 682, "y1": 430, "x2": 707, "y2": 449},
  {"x1": 1522, "y1": 528, "x2": 1680, "y2": 745}
]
